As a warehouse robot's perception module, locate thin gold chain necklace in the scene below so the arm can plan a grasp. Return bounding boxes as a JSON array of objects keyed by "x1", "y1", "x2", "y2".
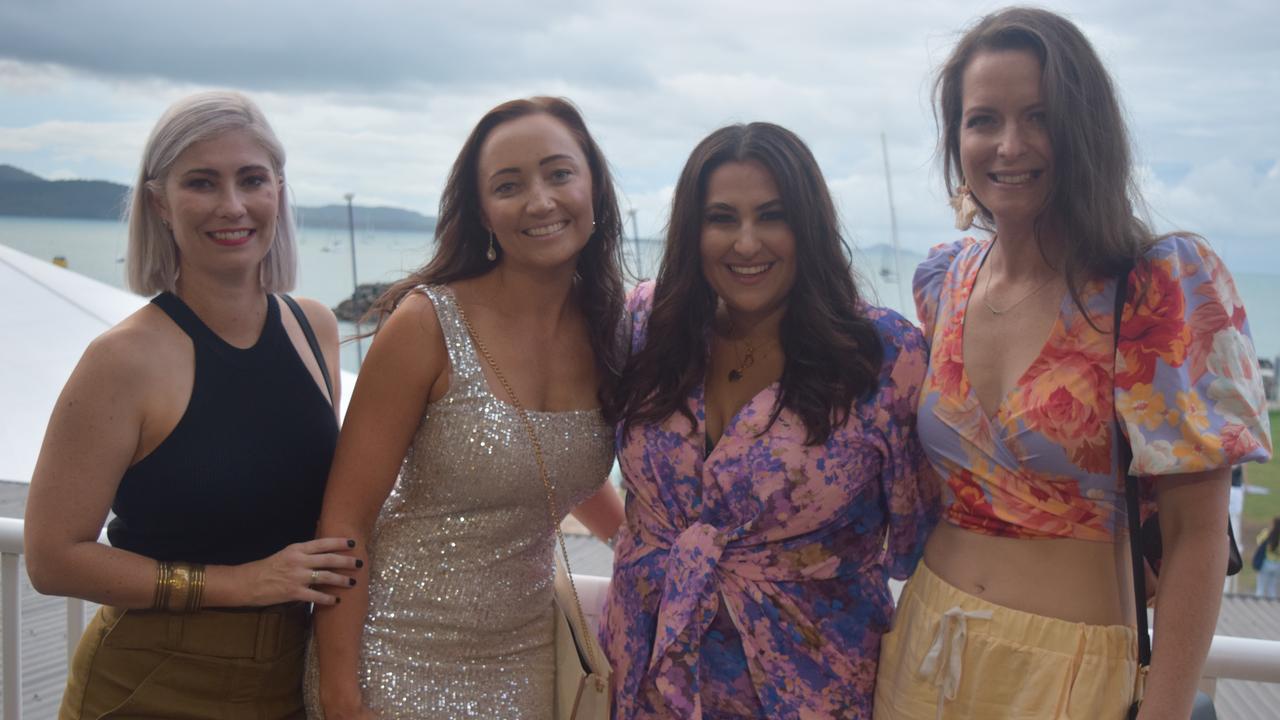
[
  {"x1": 724, "y1": 320, "x2": 776, "y2": 382},
  {"x1": 981, "y1": 243, "x2": 1057, "y2": 315}
]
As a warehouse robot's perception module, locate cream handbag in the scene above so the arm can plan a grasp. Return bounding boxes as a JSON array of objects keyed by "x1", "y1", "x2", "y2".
[{"x1": 553, "y1": 554, "x2": 611, "y2": 720}]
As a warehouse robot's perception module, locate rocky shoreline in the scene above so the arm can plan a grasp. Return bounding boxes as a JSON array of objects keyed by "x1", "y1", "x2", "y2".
[{"x1": 333, "y1": 282, "x2": 391, "y2": 322}]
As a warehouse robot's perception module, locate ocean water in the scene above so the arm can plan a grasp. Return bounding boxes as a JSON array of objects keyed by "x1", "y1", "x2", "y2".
[{"x1": 3, "y1": 216, "x2": 1278, "y2": 371}]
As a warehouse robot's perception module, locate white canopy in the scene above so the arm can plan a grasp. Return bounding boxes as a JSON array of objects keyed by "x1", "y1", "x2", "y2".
[{"x1": 0, "y1": 243, "x2": 354, "y2": 483}]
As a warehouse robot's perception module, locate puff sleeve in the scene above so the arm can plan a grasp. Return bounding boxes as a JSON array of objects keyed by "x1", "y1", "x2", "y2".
[
  {"x1": 872, "y1": 308, "x2": 941, "y2": 578},
  {"x1": 912, "y1": 239, "x2": 972, "y2": 345},
  {"x1": 1115, "y1": 234, "x2": 1273, "y2": 476}
]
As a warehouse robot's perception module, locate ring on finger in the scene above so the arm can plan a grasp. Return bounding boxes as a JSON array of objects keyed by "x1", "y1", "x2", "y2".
[{"x1": 309, "y1": 570, "x2": 319, "y2": 586}]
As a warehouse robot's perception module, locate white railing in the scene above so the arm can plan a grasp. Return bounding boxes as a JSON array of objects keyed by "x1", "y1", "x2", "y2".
[
  {"x1": 0, "y1": 517, "x2": 99, "y2": 720},
  {"x1": 0, "y1": 518, "x2": 1278, "y2": 718}
]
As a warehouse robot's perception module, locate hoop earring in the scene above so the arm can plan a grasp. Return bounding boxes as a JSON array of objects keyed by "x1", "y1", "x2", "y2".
[
  {"x1": 950, "y1": 185, "x2": 979, "y2": 230},
  {"x1": 486, "y1": 231, "x2": 498, "y2": 262}
]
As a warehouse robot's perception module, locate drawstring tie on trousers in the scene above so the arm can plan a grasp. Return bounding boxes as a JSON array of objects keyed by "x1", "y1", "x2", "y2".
[{"x1": 917, "y1": 605, "x2": 993, "y2": 720}]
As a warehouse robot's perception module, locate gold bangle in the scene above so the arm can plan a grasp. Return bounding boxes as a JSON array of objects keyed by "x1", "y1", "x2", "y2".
[
  {"x1": 167, "y1": 563, "x2": 192, "y2": 613},
  {"x1": 185, "y1": 564, "x2": 205, "y2": 613},
  {"x1": 150, "y1": 562, "x2": 206, "y2": 613},
  {"x1": 152, "y1": 561, "x2": 172, "y2": 611}
]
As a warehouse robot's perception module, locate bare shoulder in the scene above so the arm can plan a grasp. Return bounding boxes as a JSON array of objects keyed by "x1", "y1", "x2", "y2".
[
  {"x1": 363, "y1": 288, "x2": 449, "y2": 398},
  {"x1": 383, "y1": 287, "x2": 444, "y2": 345},
  {"x1": 285, "y1": 295, "x2": 339, "y2": 338},
  {"x1": 79, "y1": 304, "x2": 185, "y2": 389}
]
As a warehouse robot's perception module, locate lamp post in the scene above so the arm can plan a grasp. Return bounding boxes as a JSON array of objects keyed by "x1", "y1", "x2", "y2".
[{"x1": 345, "y1": 193, "x2": 363, "y2": 368}]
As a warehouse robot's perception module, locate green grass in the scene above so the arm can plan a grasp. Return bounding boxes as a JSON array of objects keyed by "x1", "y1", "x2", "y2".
[{"x1": 1237, "y1": 409, "x2": 1280, "y2": 593}]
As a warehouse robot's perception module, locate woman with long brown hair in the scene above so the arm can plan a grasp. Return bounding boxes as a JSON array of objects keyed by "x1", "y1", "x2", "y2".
[
  {"x1": 307, "y1": 97, "x2": 625, "y2": 719},
  {"x1": 602, "y1": 122, "x2": 938, "y2": 718},
  {"x1": 873, "y1": 7, "x2": 1271, "y2": 719}
]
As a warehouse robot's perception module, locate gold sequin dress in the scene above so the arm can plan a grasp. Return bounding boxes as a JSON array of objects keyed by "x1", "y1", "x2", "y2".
[{"x1": 305, "y1": 285, "x2": 613, "y2": 719}]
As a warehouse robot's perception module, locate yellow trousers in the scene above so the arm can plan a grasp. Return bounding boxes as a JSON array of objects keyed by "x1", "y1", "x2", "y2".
[
  {"x1": 874, "y1": 563, "x2": 1138, "y2": 720},
  {"x1": 59, "y1": 603, "x2": 308, "y2": 720}
]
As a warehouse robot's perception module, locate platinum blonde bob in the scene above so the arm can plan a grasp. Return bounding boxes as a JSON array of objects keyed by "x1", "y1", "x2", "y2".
[{"x1": 126, "y1": 90, "x2": 297, "y2": 294}]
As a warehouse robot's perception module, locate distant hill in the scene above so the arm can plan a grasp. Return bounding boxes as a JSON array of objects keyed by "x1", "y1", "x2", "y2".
[
  {"x1": 295, "y1": 204, "x2": 435, "y2": 233},
  {"x1": 0, "y1": 164, "x2": 435, "y2": 232},
  {"x1": 0, "y1": 166, "x2": 129, "y2": 220},
  {"x1": 0, "y1": 165, "x2": 45, "y2": 183}
]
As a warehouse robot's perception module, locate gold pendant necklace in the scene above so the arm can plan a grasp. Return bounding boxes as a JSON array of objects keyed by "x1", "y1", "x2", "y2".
[{"x1": 728, "y1": 337, "x2": 756, "y2": 382}]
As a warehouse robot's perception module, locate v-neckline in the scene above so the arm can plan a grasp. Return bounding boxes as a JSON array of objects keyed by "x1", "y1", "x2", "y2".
[
  {"x1": 955, "y1": 240, "x2": 1068, "y2": 424},
  {"x1": 700, "y1": 378, "x2": 780, "y2": 460}
]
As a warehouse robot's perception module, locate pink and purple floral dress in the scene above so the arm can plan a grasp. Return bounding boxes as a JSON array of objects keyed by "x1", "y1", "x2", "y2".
[{"x1": 602, "y1": 282, "x2": 940, "y2": 719}]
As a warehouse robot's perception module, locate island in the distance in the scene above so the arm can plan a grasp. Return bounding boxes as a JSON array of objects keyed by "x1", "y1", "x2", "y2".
[{"x1": 0, "y1": 164, "x2": 436, "y2": 233}]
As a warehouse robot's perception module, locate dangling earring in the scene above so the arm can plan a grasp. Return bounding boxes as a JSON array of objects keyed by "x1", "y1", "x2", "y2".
[
  {"x1": 950, "y1": 185, "x2": 979, "y2": 230},
  {"x1": 486, "y1": 231, "x2": 498, "y2": 262}
]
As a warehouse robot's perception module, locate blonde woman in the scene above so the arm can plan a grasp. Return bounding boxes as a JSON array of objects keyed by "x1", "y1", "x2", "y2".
[{"x1": 26, "y1": 91, "x2": 356, "y2": 720}]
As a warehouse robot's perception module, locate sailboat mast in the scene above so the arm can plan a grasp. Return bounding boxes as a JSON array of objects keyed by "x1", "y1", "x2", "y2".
[{"x1": 880, "y1": 132, "x2": 907, "y2": 311}]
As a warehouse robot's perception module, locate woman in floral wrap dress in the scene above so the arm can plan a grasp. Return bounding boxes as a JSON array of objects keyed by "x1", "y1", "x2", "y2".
[{"x1": 603, "y1": 122, "x2": 939, "y2": 718}]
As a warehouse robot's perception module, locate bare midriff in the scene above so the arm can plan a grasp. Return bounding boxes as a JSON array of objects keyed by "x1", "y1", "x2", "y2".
[{"x1": 923, "y1": 521, "x2": 1137, "y2": 627}]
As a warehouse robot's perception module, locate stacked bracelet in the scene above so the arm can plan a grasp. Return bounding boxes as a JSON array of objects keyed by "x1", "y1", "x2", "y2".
[{"x1": 152, "y1": 561, "x2": 206, "y2": 613}]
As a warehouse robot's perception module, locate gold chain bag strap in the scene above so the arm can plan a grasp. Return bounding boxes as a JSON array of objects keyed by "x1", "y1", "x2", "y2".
[{"x1": 457, "y1": 307, "x2": 612, "y2": 720}]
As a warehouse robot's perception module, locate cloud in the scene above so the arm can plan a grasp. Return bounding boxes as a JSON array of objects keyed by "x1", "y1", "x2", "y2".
[
  {"x1": 1141, "y1": 157, "x2": 1280, "y2": 265},
  {"x1": 0, "y1": 0, "x2": 1277, "y2": 268},
  {"x1": 0, "y1": 0, "x2": 641, "y2": 93}
]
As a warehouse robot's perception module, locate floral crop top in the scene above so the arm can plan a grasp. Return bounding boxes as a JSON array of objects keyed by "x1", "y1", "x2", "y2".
[{"x1": 915, "y1": 234, "x2": 1272, "y2": 541}]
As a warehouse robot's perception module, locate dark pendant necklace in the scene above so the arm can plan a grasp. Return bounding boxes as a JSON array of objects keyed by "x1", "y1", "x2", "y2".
[{"x1": 728, "y1": 338, "x2": 756, "y2": 382}]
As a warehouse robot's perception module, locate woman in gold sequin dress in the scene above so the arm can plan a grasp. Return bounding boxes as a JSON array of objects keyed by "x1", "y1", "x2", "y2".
[{"x1": 308, "y1": 97, "x2": 626, "y2": 720}]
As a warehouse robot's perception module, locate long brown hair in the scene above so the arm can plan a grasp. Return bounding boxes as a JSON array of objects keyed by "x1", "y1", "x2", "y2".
[
  {"x1": 611, "y1": 123, "x2": 883, "y2": 445},
  {"x1": 366, "y1": 97, "x2": 626, "y2": 412},
  {"x1": 937, "y1": 6, "x2": 1155, "y2": 320},
  {"x1": 1268, "y1": 517, "x2": 1280, "y2": 554}
]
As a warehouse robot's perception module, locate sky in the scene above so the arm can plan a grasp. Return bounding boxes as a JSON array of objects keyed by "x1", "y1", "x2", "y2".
[{"x1": 1, "y1": 0, "x2": 1277, "y2": 269}]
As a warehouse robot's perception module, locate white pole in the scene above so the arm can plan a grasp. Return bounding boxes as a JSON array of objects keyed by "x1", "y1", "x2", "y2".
[
  {"x1": 880, "y1": 133, "x2": 907, "y2": 312},
  {"x1": 344, "y1": 193, "x2": 363, "y2": 369},
  {"x1": 3, "y1": 552, "x2": 21, "y2": 720}
]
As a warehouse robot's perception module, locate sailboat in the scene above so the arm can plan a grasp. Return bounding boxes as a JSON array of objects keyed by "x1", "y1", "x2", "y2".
[{"x1": 880, "y1": 133, "x2": 907, "y2": 310}]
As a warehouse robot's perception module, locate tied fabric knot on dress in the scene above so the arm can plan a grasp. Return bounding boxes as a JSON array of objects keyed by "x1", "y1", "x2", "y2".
[
  {"x1": 647, "y1": 521, "x2": 729, "y2": 672},
  {"x1": 916, "y1": 605, "x2": 993, "y2": 720}
]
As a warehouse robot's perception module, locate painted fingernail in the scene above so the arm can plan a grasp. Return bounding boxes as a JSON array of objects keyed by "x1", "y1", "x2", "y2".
[
  {"x1": 347, "y1": 539, "x2": 356, "y2": 548},
  {"x1": 349, "y1": 577, "x2": 357, "y2": 587},
  {"x1": 355, "y1": 559, "x2": 364, "y2": 569}
]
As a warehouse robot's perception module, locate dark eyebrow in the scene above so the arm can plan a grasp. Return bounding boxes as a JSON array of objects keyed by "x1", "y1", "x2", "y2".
[
  {"x1": 488, "y1": 154, "x2": 578, "y2": 183},
  {"x1": 756, "y1": 198, "x2": 784, "y2": 212},
  {"x1": 703, "y1": 201, "x2": 736, "y2": 213},
  {"x1": 964, "y1": 102, "x2": 1044, "y2": 116}
]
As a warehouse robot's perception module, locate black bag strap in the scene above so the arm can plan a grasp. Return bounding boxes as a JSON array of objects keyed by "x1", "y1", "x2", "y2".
[
  {"x1": 281, "y1": 294, "x2": 334, "y2": 406},
  {"x1": 1113, "y1": 266, "x2": 1152, "y2": 669}
]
